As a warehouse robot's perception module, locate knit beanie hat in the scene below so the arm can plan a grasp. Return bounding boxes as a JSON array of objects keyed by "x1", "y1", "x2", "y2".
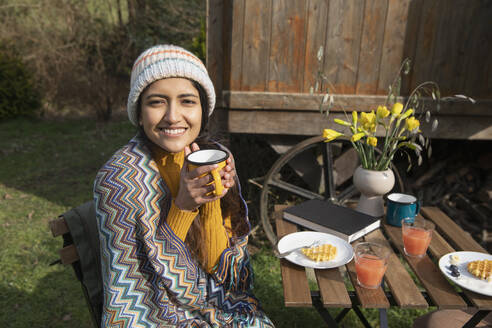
[{"x1": 127, "y1": 44, "x2": 216, "y2": 126}]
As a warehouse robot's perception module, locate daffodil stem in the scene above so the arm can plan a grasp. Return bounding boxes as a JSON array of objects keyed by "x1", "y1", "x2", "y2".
[
  {"x1": 352, "y1": 141, "x2": 367, "y2": 168},
  {"x1": 384, "y1": 58, "x2": 411, "y2": 107}
]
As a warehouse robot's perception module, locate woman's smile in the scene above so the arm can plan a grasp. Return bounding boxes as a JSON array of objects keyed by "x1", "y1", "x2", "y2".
[{"x1": 158, "y1": 127, "x2": 187, "y2": 136}]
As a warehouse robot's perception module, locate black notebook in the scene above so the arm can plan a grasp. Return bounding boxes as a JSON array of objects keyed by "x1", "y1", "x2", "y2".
[{"x1": 282, "y1": 199, "x2": 380, "y2": 242}]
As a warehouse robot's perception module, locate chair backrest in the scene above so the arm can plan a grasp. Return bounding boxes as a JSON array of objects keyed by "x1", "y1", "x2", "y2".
[{"x1": 50, "y1": 201, "x2": 102, "y2": 328}]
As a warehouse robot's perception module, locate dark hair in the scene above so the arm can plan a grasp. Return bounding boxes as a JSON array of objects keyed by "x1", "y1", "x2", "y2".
[
  {"x1": 191, "y1": 80, "x2": 210, "y2": 143},
  {"x1": 135, "y1": 78, "x2": 248, "y2": 268}
]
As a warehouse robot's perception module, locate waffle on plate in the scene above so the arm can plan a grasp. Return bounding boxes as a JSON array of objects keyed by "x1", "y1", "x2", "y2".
[
  {"x1": 301, "y1": 243, "x2": 337, "y2": 262},
  {"x1": 467, "y1": 259, "x2": 492, "y2": 280}
]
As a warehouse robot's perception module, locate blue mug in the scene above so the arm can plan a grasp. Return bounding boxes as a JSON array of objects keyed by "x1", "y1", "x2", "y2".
[{"x1": 386, "y1": 193, "x2": 420, "y2": 227}]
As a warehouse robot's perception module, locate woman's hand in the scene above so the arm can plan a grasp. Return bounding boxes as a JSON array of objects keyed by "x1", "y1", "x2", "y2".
[
  {"x1": 221, "y1": 153, "x2": 236, "y2": 190},
  {"x1": 174, "y1": 143, "x2": 234, "y2": 211}
]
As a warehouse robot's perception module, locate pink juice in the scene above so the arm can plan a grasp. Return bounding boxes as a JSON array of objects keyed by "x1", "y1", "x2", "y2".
[
  {"x1": 403, "y1": 227, "x2": 432, "y2": 257},
  {"x1": 355, "y1": 254, "x2": 387, "y2": 288}
]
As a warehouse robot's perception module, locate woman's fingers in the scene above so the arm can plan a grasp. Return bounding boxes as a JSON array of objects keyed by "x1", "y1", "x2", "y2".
[
  {"x1": 191, "y1": 142, "x2": 200, "y2": 152},
  {"x1": 187, "y1": 163, "x2": 218, "y2": 179},
  {"x1": 193, "y1": 173, "x2": 214, "y2": 187},
  {"x1": 188, "y1": 183, "x2": 215, "y2": 198},
  {"x1": 222, "y1": 166, "x2": 235, "y2": 179},
  {"x1": 175, "y1": 188, "x2": 217, "y2": 211},
  {"x1": 185, "y1": 143, "x2": 199, "y2": 155},
  {"x1": 191, "y1": 173, "x2": 229, "y2": 196},
  {"x1": 219, "y1": 158, "x2": 236, "y2": 189},
  {"x1": 184, "y1": 145, "x2": 192, "y2": 156}
]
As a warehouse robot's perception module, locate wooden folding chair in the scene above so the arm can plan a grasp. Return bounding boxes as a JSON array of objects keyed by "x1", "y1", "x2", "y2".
[{"x1": 49, "y1": 201, "x2": 102, "y2": 328}]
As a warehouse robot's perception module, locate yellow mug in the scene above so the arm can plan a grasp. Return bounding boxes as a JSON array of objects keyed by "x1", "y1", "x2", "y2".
[{"x1": 186, "y1": 149, "x2": 229, "y2": 196}]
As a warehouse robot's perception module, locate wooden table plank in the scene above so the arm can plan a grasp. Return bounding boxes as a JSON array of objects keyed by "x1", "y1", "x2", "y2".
[
  {"x1": 364, "y1": 229, "x2": 428, "y2": 309},
  {"x1": 275, "y1": 211, "x2": 312, "y2": 307},
  {"x1": 421, "y1": 207, "x2": 488, "y2": 253},
  {"x1": 427, "y1": 225, "x2": 455, "y2": 259},
  {"x1": 314, "y1": 268, "x2": 351, "y2": 308},
  {"x1": 384, "y1": 224, "x2": 467, "y2": 309}
]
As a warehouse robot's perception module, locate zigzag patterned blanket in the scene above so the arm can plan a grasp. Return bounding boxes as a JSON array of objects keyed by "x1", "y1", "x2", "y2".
[{"x1": 94, "y1": 136, "x2": 274, "y2": 327}]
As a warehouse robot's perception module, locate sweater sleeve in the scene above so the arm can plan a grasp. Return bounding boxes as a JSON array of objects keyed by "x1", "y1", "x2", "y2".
[
  {"x1": 200, "y1": 199, "x2": 229, "y2": 273},
  {"x1": 165, "y1": 200, "x2": 198, "y2": 241}
]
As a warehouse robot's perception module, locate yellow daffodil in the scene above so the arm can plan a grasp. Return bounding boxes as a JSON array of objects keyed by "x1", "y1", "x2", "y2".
[
  {"x1": 351, "y1": 132, "x2": 365, "y2": 142},
  {"x1": 405, "y1": 116, "x2": 420, "y2": 132},
  {"x1": 376, "y1": 105, "x2": 390, "y2": 119},
  {"x1": 352, "y1": 111, "x2": 358, "y2": 125},
  {"x1": 360, "y1": 111, "x2": 376, "y2": 132},
  {"x1": 322, "y1": 129, "x2": 343, "y2": 142},
  {"x1": 367, "y1": 137, "x2": 378, "y2": 147},
  {"x1": 320, "y1": 72, "x2": 438, "y2": 171},
  {"x1": 401, "y1": 108, "x2": 414, "y2": 119},
  {"x1": 391, "y1": 102, "x2": 403, "y2": 116},
  {"x1": 334, "y1": 118, "x2": 351, "y2": 127}
]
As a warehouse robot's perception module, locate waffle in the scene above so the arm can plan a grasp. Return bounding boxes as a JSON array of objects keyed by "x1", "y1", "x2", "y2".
[
  {"x1": 301, "y1": 243, "x2": 337, "y2": 262},
  {"x1": 467, "y1": 259, "x2": 492, "y2": 280}
]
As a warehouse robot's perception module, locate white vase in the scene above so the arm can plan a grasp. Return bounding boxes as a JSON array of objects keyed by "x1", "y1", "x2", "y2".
[{"x1": 353, "y1": 166, "x2": 395, "y2": 217}]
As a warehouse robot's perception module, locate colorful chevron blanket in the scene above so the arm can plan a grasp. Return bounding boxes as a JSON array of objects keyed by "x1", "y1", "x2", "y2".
[{"x1": 94, "y1": 136, "x2": 274, "y2": 327}]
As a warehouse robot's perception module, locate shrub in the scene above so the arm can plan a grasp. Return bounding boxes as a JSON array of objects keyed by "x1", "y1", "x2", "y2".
[
  {"x1": 191, "y1": 19, "x2": 206, "y2": 62},
  {"x1": 0, "y1": 0, "x2": 205, "y2": 120},
  {"x1": 0, "y1": 52, "x2": 41, "y2": 120}
]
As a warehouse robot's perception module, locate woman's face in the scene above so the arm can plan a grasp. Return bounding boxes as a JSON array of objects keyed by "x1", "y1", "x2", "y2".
[{"x1": 139, "y1": 78, "x2": 202, "y2": 153}]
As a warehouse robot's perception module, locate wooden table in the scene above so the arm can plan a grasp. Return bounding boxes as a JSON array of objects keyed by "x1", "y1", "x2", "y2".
[{"x1": 275, "y1": 206, "x2": 492, "y2": 328}]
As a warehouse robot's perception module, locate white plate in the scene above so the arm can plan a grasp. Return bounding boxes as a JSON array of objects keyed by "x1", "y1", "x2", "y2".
[
  {"x1": 277, "y1": 231, "x2": 354, "y2": 269},
  {"x1": 438, "y1": 251, "x2": 492, "y2": 297}
]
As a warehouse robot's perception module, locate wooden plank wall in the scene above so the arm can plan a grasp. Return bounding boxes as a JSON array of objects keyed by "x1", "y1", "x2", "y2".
[{"x1": 208, "y1": 0, "x2": 492, "y2": 138}]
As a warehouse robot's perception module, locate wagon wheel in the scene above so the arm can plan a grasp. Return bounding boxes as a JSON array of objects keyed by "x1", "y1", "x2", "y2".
[{"x1": 259, "y1": 135, "x2": 404, "y2": 246}]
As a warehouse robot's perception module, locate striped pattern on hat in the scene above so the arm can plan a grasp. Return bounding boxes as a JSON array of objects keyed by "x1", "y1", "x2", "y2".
[{"x1": 127, "y1": 45, "x2": 215, "y2": 126}]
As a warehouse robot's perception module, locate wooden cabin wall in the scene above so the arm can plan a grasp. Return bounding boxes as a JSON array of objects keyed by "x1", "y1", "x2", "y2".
[{"x1": 207, "y1": 0, "x2": 492, "y2": 139}]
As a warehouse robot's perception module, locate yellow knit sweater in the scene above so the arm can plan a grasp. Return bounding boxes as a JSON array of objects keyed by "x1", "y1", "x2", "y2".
[{"x1": 150, "y1": 146, "x2": 230, "y2": 273}]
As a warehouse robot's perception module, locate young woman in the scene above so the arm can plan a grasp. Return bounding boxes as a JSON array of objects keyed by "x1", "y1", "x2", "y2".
[{"x1": 94, "y1": 45, "x2": 274, "y2": 327}]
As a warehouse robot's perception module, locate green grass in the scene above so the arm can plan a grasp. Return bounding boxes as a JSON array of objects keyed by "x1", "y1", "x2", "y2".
[
  {"x1": 0, "y1": 118, "x2": 135, "y2": 327},
  {"x1": 0, "y1": 117, "x2": 430, "y2": 327}
]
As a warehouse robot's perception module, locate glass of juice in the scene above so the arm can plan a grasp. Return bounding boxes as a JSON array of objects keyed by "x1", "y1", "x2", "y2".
[
  {"x1": 402, "y1": 217, "x2": 435, "y2": 258},
  {"x1": 354, "y1": 242, "x2": 390, "y2": 289}
]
